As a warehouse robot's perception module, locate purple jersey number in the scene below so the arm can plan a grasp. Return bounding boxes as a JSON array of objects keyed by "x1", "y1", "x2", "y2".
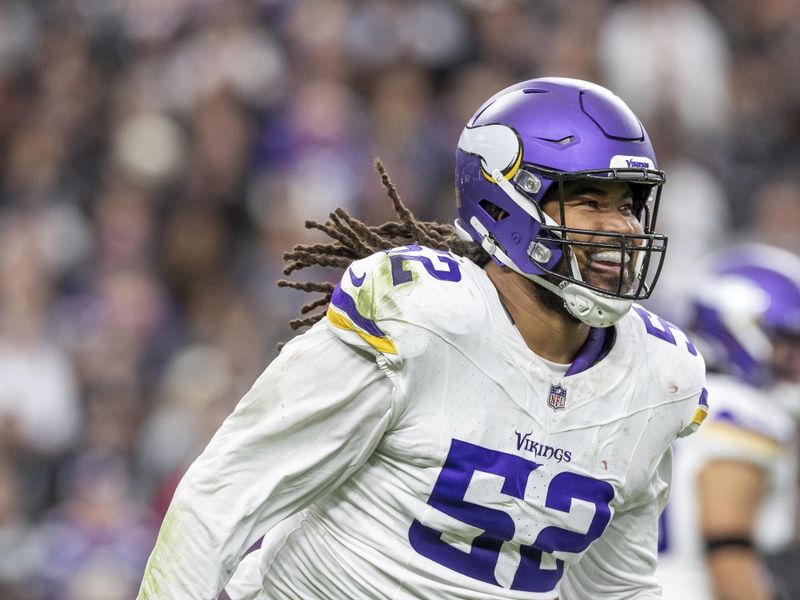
[
  {"x1": 387, "y1": 245, "x2": 462, "y2": 285},
  {"x1": 633, "y1": 306, "x2": 697, "y2": 355},
  {"x1": 408, "y1": 439, "x2": 614, "y2": 593}
]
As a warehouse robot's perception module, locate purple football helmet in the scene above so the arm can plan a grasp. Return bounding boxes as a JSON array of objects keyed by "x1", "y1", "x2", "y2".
[
  {"x1": 454, "y1": 77, "x2": 667, "y2": 327},
  {"x1": 689, "y1": 244, "x2": 800, "y2": 388}
]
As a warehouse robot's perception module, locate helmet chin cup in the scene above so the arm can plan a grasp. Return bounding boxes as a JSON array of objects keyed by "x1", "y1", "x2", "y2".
[{"x1": 559, "y1": 283, "x2": 633, "y2": 328}]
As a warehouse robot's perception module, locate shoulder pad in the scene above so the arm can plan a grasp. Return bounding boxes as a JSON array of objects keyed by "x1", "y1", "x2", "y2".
[
  {"x1": 629, "y1": 305, "x2": 706, "y2": 382},
  {"x1": 627, "y1": 305, "x2": 708, "y2": 437},
  {"x1": 326, "y1": 245, "x2": 476, "y2": 355},
  {"x1": 630, "y1": 304, "x2": 700, "y2": 358}
]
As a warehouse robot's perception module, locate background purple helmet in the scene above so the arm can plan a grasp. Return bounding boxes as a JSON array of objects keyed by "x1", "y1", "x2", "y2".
[
  {"x1": 689, "y1": 244, "x2": 800, "y2": 387},
  {"x1": 454, "y1": 77, "x2": 667, "y2": 326}
]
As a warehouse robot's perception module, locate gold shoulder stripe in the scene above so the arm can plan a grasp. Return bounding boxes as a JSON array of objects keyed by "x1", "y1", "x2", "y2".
[{"x1": 327, "y1": 306, "x2": 398, "y2": 355}]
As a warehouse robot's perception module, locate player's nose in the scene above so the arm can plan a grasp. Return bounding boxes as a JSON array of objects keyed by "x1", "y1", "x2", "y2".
[{"x1": 595, "y1": 208, "x2": 640, "y2": 236}]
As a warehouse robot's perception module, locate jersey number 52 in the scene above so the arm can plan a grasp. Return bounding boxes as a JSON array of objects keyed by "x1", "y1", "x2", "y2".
[{"x1": 408, "y1": 439, "x2": 614, "y2": 593}]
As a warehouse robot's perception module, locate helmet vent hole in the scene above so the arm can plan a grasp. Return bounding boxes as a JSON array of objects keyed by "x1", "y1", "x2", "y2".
[
  {"x1": 522, "y1": 88, "x2": 549, "y2": 94},
  {"x1": 478, "y1": 200, "x2": 510, "y2": 222}
]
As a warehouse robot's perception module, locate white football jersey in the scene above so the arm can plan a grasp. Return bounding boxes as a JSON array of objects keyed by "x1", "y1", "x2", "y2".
[
  {"x1": 657, "y1": 373, "x2": 799, "y2": 600},
  {"x1": 138, "y1": 245, "x2": 707, "y2": 600}
]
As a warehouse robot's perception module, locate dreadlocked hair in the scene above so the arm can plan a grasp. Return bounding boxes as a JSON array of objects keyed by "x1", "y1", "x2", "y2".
[{"x1": 276, "y1": 158, "x2": 489, "y2": 349}]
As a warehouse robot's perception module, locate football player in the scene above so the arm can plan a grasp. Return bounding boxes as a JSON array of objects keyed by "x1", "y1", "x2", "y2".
[
  {"x1": 657, "y1": 244, "x2": 800, "y2": 600},
  {"x1": 138, "y1": 78, "x2": 707, "y2": 600}
]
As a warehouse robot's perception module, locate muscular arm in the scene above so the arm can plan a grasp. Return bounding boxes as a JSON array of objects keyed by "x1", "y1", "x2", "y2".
[{"x1": 698, "y1": 459, "x2": 772, "y2": 600}]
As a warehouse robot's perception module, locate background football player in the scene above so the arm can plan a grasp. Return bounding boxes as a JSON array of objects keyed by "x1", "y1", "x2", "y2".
[{"x1": 657, "y1": 244, "x2": 800, "y2": 600}]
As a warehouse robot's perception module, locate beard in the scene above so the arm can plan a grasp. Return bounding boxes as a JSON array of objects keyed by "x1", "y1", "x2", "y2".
[
  {"x1": 529, "y1": 275, "x2": 580, "y2": 323},
  {"x1": 583, "y1": 263, "x2": 636, "y2": 295},
  {"x1": 579, "y1": 241, "x2": 642, "y2": 296},
  {"x1": 527, "y1": 253, "x2": 581, "y2": 324}
]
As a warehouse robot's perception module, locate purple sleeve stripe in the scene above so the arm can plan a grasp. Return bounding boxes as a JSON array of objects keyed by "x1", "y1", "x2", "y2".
[
  {"x1": 699, "y1": 387, "x2": 709, "y2": 407},
  {"x1": 330, "y1": 283, "x2": 386, "y2": 338}
]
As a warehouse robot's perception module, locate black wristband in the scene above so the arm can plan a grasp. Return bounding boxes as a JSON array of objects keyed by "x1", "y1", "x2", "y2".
[{"x1": 704, "y1": 535, "x2": 754, "y2": 554}]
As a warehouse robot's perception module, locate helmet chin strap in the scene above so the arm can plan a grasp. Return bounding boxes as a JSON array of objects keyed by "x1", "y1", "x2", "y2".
[{"x1": 454, "y1": 169, "x2": 634, "y2": 328}]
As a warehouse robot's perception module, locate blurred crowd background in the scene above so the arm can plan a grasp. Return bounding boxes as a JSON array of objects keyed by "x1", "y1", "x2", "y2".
[{"x1": 1, "y1": 0, "x2": 799, "y2": 598}]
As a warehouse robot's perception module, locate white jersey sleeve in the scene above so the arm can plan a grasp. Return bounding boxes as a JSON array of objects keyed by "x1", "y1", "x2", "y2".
[
  {"x1": 323, "y1": 244, "x2": 472, "y2": 365},
  {"x1": 136, "y1": 321, "x2": 397, "y2": 599}
]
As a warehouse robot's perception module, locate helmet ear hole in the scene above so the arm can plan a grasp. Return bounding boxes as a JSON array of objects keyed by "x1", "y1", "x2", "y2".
[{"x1": 478, "y1": 199, "x2": 510, "y2": 222}]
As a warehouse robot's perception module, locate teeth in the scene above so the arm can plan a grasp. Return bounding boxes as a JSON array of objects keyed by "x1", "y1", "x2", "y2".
[{"x1": 591, "y1": 250, "x2": 629, "y2": 264}]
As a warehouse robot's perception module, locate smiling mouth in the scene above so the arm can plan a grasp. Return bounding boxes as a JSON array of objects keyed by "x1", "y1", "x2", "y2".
[
  {"x1": 588, "y1": 250, "x2": 630, "y2": 272},
  {"x1": 582, "y1": 250, "x2": 635, "y2": 292}
]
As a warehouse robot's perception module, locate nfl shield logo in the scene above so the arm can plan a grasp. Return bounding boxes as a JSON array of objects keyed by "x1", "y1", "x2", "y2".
[{"x1": 547, "y1": 384, "x2": 567, "y2": 411}]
